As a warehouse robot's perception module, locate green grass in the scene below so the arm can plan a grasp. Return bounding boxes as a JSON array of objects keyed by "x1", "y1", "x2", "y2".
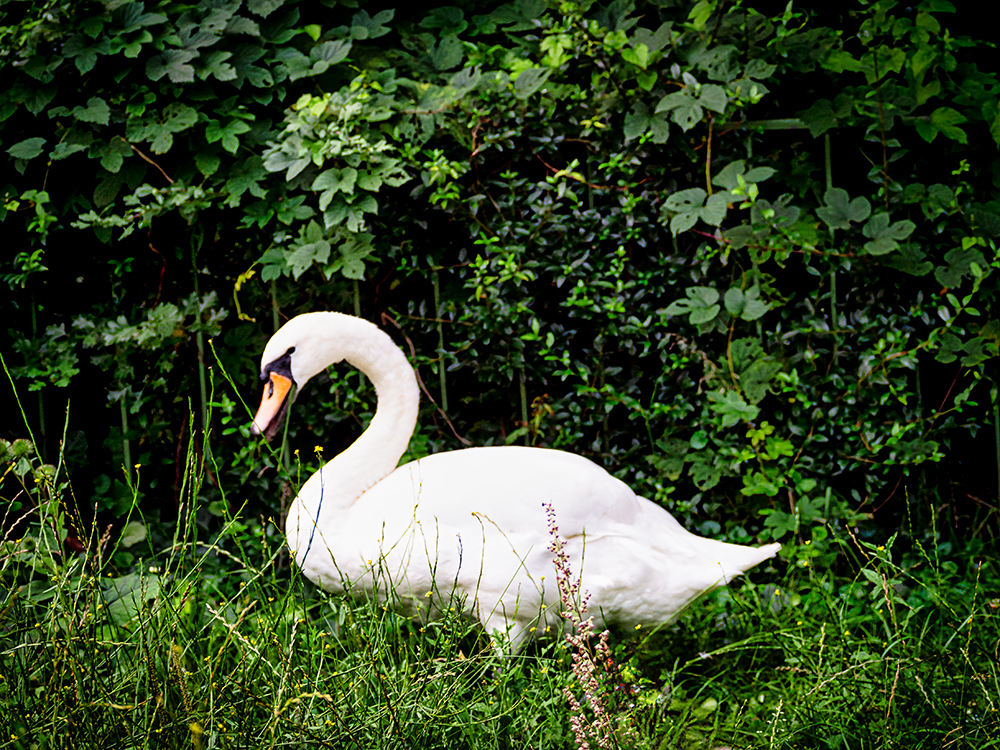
[{"x1": 2, "y1": 433, "x2": 998, "y2": 749}]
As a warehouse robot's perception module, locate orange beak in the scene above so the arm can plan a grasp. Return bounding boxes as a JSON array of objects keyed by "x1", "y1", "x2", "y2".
[{"x1": 251, "y1": 372, "x2": 293, "y2": 439}]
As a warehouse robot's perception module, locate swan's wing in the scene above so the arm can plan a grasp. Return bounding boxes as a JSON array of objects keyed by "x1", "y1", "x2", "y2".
[{"x1": 365, "y1": 445, "x2": 641, "y2": 536}]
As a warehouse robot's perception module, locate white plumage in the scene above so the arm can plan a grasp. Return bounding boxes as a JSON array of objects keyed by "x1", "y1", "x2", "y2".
[{"x1": 251, "y1": 312, "x2": 780, "y2": 649}]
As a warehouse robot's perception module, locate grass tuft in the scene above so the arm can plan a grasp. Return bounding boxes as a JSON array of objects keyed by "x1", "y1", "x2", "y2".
[{"x1": 2, "y1": 429, "x2": 997, "y2": 749}]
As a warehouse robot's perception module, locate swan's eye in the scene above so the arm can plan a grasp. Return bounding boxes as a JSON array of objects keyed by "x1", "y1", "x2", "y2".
[{"x1": 286, "y1": 346, "x2": 295, "y2": 355}]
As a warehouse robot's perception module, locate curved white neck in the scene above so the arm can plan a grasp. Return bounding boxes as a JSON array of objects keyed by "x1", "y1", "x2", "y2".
[{"x1": 285, "y1": 315, "x2": 419, "y2": 557}]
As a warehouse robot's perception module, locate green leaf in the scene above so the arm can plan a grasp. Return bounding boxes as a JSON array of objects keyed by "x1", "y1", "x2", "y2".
[
  {"x1": 822, "y1": 49, "x2": 865, "y2": 74},
  {"x1": 724, "y1": 224, "x2": 754, "y2": 250},
  {"x1": 206, "y1": 119, "x2": 251, "y2": 154},
  {"x1": 707, "y1": 390, "x2": 759, "y2": 427},
  {"x1": 195, "y1": 150, "x2": 222, "y2": 178},
  {"x1": 633, "y1": 22, "x2": 673, "y2": 52},
  {"x1": 89, "y1": 138, "x2": 132, "y2": 173},
  {"x1": 712, "y1": 160, "x2": 775, "y2": 192},
  {"x1": 692, "y1": 44, "x2": 738, "y2": 82},
  {"x1": 248, "y1": 0, "x2": 284, "y2": 17},
  {"x1": 699, "y1": 84, "x2": 728, "y2": 114},
  {"x1": 666, "y1": 286, "x2": 720, "y2": 325},
  {"x1": 934, "y1": 247, "x2": 987, "y2": 288},
  {"x1": 724, "y1": 286, "x2": 770, "y2": 322},
  {"x1": 743, "y1": 471, "x2": 782, "y2": 498},
  {"x1": 146, "y1": 49, "x2": 197, "y2": 83},
  {"x1": 917, "y1": 107, "x2": 969, "y2": 144},
  {"x1": 199, "y1": 50, "x2": 237, "y2": 81},
  {"x1": 817, "y1": 188, "x2": 871, "y2": 230},
  {"x1": 798, "y1": 99, "x2": 836, "y2": 138},
  {"x1": 664, "y1": 188, "x2": 706, "y2": 212},
  {"x1": 656, "y1": 90, "x2": 702, "y2": 131},
  {"x1": 7, "y1": 137, "x2": 46, "y2": 160},
  {"x1": 689, "y1": 452, "x2": 721, "y2": 490},
  {"x1": 104, "y1": 572, "x2": 160, "y2": 625},
  {"x1": 624, "y1": 102, "x2": 669, "y2": 143},
  {"x1": 882, "y1": 245, "x2": 933, "y2": 276},
  {"x1": 700, "y1": 192, "x2": 729, "y2": 226},
  {"x1": 761, "y1": 509, "x2": 795, "y2": 538},
  {"x1": 862, "y1": 213, "x2": 915, "y2": 256},
  {"x1": 621, "y1": 43, "x2": 648, "y2": 69},
  {"x1": 314, "y1": 168, "x2": 358, "y2": 210},
  {"x1": 71, "y1": 97, "x2": 110, "y2": 125},
  {"x1": 283, "y1": 220, "x2": 331, "y2": 279},
  {"x1": 513, "y1": 67, "x2": 551, "y2": 99},
  {"x1": 121, "y1": 521, "x2": 147, "y2": 547},
  {"x1": 312, "y1": 40, "x2": 351, "y2": 65}
]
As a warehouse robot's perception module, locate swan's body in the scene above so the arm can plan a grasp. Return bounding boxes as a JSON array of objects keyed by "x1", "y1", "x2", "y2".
[{"x1": 252, "y1": 312, "x2": 779, "y2": 649}]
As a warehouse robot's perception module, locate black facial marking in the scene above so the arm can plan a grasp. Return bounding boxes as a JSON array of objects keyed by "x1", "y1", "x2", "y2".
[{"x1": 260, "y1": 350, "x2": 295, "y2": 384}]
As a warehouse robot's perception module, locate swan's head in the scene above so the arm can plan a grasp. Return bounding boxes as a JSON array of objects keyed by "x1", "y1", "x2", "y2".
[{"x1": 250, "y1": 312, "x2": 350, "y2": 439}]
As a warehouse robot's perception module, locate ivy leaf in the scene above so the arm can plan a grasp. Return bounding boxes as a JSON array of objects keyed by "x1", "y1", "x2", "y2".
[
  {"x1": 707, "y1": 390, "x2": 759, "y2": 427},
  {"x1": 147, "y1": 49, "x2": 197, "y2": 83},
  {"x1": 71, "y1": 97, "x2": 110, "y2": 125},
  {"x1": 934, "y1": 247, "x2": 986, "y2": 288},
  {"x1": 225, "y1": 16, "x2": 260, "y2": 35},
  {"x1": 882, "y1": 245, "x2": 933, "y2": 276},
  {"x1": 656, "y1": 90, "x2": 701, "y2": 131},
  {"x1": 798, "y1": 99, "x2": 837, "y2": 137},
  {"x1": 7, "y1": 137, "x2": 46, "y2": 160},
  {"x1": 688, "y1": 451, "x2": 721, "y2": 490},
  {"x1": 205, "y1": 118, "x2": 251, "y2": 154},
  {"x1": 816, "y1": 187, "x2": 871, "y2": 230},
  {"x1": 429, "y1": 36, "x2": 463, "y2": 71},
  {"x1": 724, "y1": 286, "x2": 770, "y2": 322},
  {"x1": 513, "y1": 67, "x2": 551, "y2": 99},
  {"x1": 915, "y1": 107, "x2": 969, "y2": 144},
  {"x1": 141, "y1": 103, "x2": 197, "y2": 154},
  {"x1": 313, "y1": 167, "x2": 358, "y2": 211},
  {"x1": 323, "y1": 194, "x2": 377, "y2": 232},
  {"x1": 665, "y1": 286, "x2": 720, "y2": 325},
  {"x1": 744, "y1": 471, "x2": 782, "y2": 498},
  {"x1": 11, "y1": 80, "x2": 57, "y2": 115},
  {"x1": 621, "y1": 43, "x2": 648, "y2": 69},
  {"x1": 224, "y1": 156, "x2": 267, "y2": 207},
  {"x1": 356, "y1": 170, "x2": 382, "y2": 191},
  {"x1": 263, "y1": 134, "x2": 310, "y2": 180},
  {"x1": 247, "y1": 0, "x2": 283, "y2": 17},
  {"x1": 327, "y1": 233, "x2": 376, "y2": 280},
  {"x1": 63, "y1": 33, "x2": 110, "y2": 74},
  {"x1": 199, "y1": 50, "x2": 237, "y2": 81},
  {"x1": 89, "y1": 137, "x2": 132, "y2": 173},
  {"x1": 691, "y1": 44, "x2": 739, "y2": 82},
  {"x1": 862, "y1": 213, "x2": 915, "y2": 256},
  {"x1": 623, "y1": 102, "x2": 669, "y2": 143},
  {"x1": 713, "y1": 160, "x2": 775, "y2": 191},
  {"x1": 94, "y1": 171, "x2": 124, "y2": 207},
  {"x1": 632, "y1": 22, "x2": 672, "y2": 52},
  {"x1": 347, "y1": 9, "x2": 394, "y2": 39},
  {"x1": 51, "y1": 133, "x2": 92, "y2": 160},
  {"x1": 284, "y1": 220, "x2": 331, "y2": 279}
]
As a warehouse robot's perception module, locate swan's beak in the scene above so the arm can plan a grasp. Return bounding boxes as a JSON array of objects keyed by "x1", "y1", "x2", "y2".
[{"x1": 251, "y1": 372, "x2": 293, "y2": 440}]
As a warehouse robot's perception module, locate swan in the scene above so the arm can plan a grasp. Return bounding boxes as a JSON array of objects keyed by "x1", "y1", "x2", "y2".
[{"x1": 251, "y1": 312, "x2": 780, "y2": 649}]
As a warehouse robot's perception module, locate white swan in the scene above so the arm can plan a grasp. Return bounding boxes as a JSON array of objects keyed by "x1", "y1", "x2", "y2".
[{"x1": 251, "y1": 312, "x2": 780, "y2": 649}]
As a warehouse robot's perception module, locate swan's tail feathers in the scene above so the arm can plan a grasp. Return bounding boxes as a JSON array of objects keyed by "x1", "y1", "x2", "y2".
[{"x1": 717, "y1": 542, "x2": 781, "y2": 583}]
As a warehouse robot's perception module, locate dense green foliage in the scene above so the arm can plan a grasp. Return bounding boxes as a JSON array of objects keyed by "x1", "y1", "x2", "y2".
[{"x1": 2, "y1": 0, "x2": 999, "y2": 746}]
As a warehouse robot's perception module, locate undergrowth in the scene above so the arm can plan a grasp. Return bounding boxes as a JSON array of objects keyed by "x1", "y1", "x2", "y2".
[{"x1": 1, "y1": 426, "x2": 997, "y2": 749}]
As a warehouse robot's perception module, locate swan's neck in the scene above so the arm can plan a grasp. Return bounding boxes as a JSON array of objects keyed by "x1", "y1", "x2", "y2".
[{"x1": 285, "y1": 315, "x2": 419, "y2": 557}]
